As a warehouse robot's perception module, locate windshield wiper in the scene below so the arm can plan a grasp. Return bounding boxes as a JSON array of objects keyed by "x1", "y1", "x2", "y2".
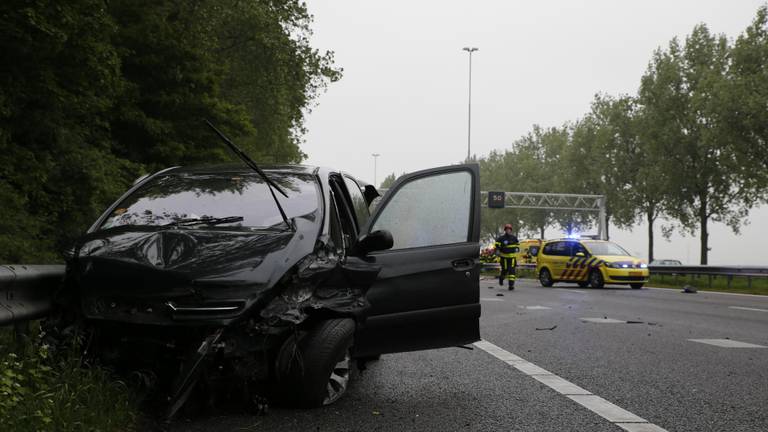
[
  {"x1": 166, "y1": 216, "x2": 244, "y2": 227},
  {"x1": 205, "y1": 120, "x2": 295, "y2": 232}
]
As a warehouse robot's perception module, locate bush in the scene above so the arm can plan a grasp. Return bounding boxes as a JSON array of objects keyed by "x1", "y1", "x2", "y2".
[{"x1": 0, "y1": 326, "x2": 137, "y2": 432}]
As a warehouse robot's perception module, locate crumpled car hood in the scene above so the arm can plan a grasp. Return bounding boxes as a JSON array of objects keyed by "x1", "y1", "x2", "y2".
[{"x1": 70, "y1": 224, "x2": 313, "y2": 324}]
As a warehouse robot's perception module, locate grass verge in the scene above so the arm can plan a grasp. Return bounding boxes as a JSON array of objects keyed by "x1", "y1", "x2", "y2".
[
  {"x1": 0, "y1": 324, "x2": 138, "y2": 432},
  {"x1": 648, "y1": 274, "x2": 768, "y2": 296}
]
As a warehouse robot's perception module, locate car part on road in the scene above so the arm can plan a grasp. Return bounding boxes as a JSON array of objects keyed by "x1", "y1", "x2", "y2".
[{"x1": 682, "y1": 285, "x2": 698, "y2": 293}]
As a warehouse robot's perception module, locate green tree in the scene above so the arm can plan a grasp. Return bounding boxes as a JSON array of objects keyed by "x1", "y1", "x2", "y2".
[
  {"x1": 0, "y1": 0, "x2": 134, "y2": 261},
  {"x1": 0, "y1": 0, "x2": 341, "y2": 263},
  {"x1": 727, "y1": 5, "x2": 768, "y2": 190},
  {"x1": 639, "y1": 25, "x2": 760, "y2": 264}
]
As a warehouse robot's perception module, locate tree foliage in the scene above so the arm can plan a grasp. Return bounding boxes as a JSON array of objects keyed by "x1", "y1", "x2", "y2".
[{"x1": 0, "y1": 0, "x2": 340, "y2": 262}]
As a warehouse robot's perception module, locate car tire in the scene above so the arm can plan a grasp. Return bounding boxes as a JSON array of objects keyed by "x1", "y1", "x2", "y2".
[
  {"x1": 539, "y1": 268, "x2": 554, "y2": 287},
  {"x1": 588, "y1": 270, "x2": 605, "y2": 289},
  {"x1": 274, "y1": 318, "x2": 355, "y2": 408},
  {"x1": 577, "y1": 281, "x2": 589, "y2": 288},
  {"x1": 630, "y1": 283, "x2": 643, "y2": 289}
]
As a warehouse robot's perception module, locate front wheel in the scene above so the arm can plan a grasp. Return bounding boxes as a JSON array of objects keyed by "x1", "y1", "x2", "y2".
[
  {"x1": 539, "y1": 268, "x2": 554, "y2": 287},
  {"x1": 630, "y1": 283, "x2": 643, "y2": 290},
  {"x1": 588, "y1": 270, "x2": 605, "y2": 289},
  {"x1": 275, "y1": 318, "x2": 355, "y2": 407}
]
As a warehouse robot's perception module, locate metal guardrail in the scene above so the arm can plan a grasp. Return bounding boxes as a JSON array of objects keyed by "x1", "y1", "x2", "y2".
[
  {"x1": 0, "y1": 264, "x2": 64, "y2": 326},
  {"x1": 480, "y1": 262, "x2": 536, "y2": 270},
  {"x1": 648, "y1": 265, "x2": 768, "y2": 289}
]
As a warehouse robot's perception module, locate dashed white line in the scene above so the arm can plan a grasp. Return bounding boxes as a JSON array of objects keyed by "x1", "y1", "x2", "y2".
[
  {"x1": 729, "y1": 306, "x2": 768, "y2": 313},
  {"x1": 564, "y1": 289, "x2": 587, "y2": 293},
  {"x1": 473, "y1": 340, "x2": 668, "y2": 431},
  {"x1": 480, "y1": 298, "x2": 504, "y2": 302},
  {"x1": 521, "y1": 305, "x2": 552, "y2": 310},
  {"x1": 688, "y1": 339, "x2": 767, "y2": 348},
  {"x1": 581, "y1": 317, "x2": 625, "y2": 323}
]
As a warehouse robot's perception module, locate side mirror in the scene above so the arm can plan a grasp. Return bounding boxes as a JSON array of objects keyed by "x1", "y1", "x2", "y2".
[
  {"x1": 575, "y1": 251, "x2": 586, "y2": 257},
  {"x1": 353, "y1": 230, "x2": 393, "y2": 256}
]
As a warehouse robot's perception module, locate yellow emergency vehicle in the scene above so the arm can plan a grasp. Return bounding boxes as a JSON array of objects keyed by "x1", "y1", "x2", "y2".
[
  {"x1": 535, "y1": 238, "x2": 649, "y2": 289},
  {"x1": 517, "y1": 239, "x2": 542, "y2": 266}
]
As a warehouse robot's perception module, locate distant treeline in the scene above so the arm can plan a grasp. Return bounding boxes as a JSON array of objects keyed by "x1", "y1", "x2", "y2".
[
  {"x1": 478, "y1": 5, "x2": 768, "y2": 264},
  {"x1": 0, "y1": 0, "x2": 340, "y2": 262}
]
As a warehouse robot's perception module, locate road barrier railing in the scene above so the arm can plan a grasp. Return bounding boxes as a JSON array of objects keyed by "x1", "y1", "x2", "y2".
[
  {"x1": 0, "y1": 264, "x2": 64, "y2": 327},
  {"x1": 648, "y1": 265, "x2": 768, "y2": 289}
]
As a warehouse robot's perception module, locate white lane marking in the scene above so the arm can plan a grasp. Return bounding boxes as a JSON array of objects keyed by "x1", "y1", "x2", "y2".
[
  {"x1": 480, "y1": 298, "x2": 504, "y2": 302},
  {"x1": 531, "y1": 374, "x2": 591, "y2": 395},
  {"x1": 566, "y1": 395, "x2": 646, "y2": 423},
  {"x1": 729, "y1": 306, "x2": 768, "y2": 313},
  {"x1": 521, "y1": 305, "x2": 552, "y2": 310},
  {"x1": 564, "y1": 289, "x2": 587, "y2": 293},
  {"x1": 473, "y1": 340, "x2": 668, "y2": 431},
  {"x1": 688, "y1": 339, "x2": 767, "y2": 348},
  {"x1": 581, "y1": 317, "x2": 625, "y2": 323},
  {"x1": 616, "y1": 423, "x2": 670, "y2": 432}
]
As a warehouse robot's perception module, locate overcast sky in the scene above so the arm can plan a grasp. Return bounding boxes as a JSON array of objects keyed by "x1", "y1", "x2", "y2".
[{"x1": 302, "y1": 0, "x2": 767, "y2": 265}]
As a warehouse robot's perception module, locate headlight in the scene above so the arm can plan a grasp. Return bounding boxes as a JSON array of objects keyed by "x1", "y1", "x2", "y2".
[
  {"x1": 621, "y1": 264, "x2": 629, "y2": 268},
  {"x1": 607, "y1": 262, "x2": 620, "y2": 268}
]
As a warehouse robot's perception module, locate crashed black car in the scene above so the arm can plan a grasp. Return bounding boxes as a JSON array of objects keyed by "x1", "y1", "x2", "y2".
[{"x1": 52, "y1": 162, "x2": 481, "y2": 417}]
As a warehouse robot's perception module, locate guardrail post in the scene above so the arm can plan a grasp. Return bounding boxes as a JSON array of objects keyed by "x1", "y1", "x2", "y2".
[
  {"x1": 727, "y1": 275, "x2": 733, "y2": 289},
  {"x1": 707, "y1": 275, "x2": 712, "y2": 289},
  {"x1": 748, "y1": 276, "x2": 752, "y2": 289}
]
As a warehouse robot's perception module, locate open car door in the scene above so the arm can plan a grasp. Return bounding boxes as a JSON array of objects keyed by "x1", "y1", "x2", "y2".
[{"x1": 353, "y1": 164, "x2": 481, "y2": 357}]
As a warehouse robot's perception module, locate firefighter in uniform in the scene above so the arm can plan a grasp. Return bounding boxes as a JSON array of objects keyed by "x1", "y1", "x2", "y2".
[{"x1": 495, "y1": 223, "x2": 520, "y2": 290}]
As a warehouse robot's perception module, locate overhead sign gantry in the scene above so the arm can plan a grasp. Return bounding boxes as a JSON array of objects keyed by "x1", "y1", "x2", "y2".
[{"x1": 483, "y1": 191, "x2": 608, "y2": 240}]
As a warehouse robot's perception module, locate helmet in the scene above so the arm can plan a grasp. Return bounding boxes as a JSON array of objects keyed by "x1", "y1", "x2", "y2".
[{"x1": 504, "y1": 223, "x2": 513, "y2": 230}]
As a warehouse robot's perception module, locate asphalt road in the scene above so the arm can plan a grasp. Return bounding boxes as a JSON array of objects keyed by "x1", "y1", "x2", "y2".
[{"x1": 175, "y1": 279, "x2": 768, "y2": 432}]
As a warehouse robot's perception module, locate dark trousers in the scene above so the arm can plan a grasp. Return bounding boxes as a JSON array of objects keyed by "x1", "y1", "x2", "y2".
[{"x1": 499, "y1": 256, "x2": 517, "y2": 285}]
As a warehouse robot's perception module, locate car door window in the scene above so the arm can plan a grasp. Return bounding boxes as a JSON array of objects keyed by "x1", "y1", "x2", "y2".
[
  {"x1": 547, "y1": 241, "x2": 568, "y2": 256},
  {"x1": 343, "y1": 176, "x2": 369, "y2": 229},
  {"x1": 572, "y1": 242, "x2": 588, "y2": 256},
  {"x1": 370, "y1": 171, "x2": 472, "y2": 250}
]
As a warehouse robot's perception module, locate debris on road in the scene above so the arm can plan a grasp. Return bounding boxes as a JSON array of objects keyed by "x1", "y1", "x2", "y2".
[
  {"x1": 496, "y1": 293, "x2": 504, "y2": 297},
  {"x1": 535, "y1": 325, "x2": 557, "y2": 331},
  {"x1": 682, "y1": 285, "x2": 698, "y2": 293},
  {"x1": 626, "y1": 320, "x2": 644, "y2": 324}
]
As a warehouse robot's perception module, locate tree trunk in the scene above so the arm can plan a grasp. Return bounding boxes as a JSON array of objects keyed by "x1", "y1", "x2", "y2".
[
  {"x1": 647, "y1": 208, "x2": 655, "y2": 262},
  {"x1": 605, "y1": 213, "x2": 611, "y2": 240},
  {"x1": 539, "y1": 224, "x2": 545, "y2": 239},
  {"x1": 699, "y1": 195, "x2": 709, "y2": 265}
]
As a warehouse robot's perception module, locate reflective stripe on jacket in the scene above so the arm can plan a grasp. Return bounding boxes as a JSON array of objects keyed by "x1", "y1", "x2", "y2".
[{"x1": 495, "y1": 233, "x2": 520, "y2": 258}]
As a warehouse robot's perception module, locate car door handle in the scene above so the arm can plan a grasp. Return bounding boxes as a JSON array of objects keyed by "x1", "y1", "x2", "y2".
[{"x1": 452, "y1": 258, "x2": 474, "y2": 271}]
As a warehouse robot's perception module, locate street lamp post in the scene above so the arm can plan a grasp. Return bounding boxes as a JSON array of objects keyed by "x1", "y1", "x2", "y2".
[
  {"x1": 372, "y1": 153, "x2": 380, "y2": 186},
  {"x1": 462, "y1": 47, "x2": 478, "y2": 162}
]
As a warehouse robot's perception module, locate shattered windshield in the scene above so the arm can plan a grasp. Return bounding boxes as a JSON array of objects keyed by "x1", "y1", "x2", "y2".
[
  {"x1": 100, "y1": 172, "x2": 319, "y2": 230},
  {"x1": 582, "y1": 241, "x2": 630, "y2": 256}
]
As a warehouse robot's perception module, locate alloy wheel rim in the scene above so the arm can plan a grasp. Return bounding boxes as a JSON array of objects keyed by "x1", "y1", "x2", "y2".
[{"x1": 322, "y1": 351, "x2": 350, "y2": 405}]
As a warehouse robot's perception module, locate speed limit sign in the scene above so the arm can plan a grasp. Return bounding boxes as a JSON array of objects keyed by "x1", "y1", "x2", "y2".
[{"x1": 488, "y1": 191, "x2": 505, "y2": 208}]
